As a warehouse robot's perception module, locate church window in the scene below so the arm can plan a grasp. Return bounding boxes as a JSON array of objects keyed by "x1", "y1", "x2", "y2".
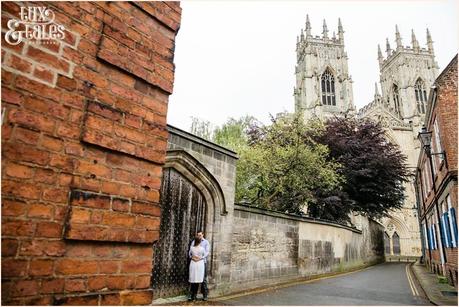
[
  {"x1": 392, "y1": 232, "x2": 400, "y2": 255},
  {"x1": 384, "y1": 232, "x2": 391, "y2": 254},
  {"x1": 321, "y1": 69, "x2": 336, "y2": 106},
  {"x1": 392, "y1": 84, "x2": 402, "y2": 117},
  {"x1": 415, "y1": 79, "x2": 427, "y2": 114}
]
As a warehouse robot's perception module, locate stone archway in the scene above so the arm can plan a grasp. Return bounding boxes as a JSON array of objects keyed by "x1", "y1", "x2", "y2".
[
  {"x1": 152, "y1": 150, "x2": 226, "y2": 298},
  {"x1": 383, "y1": 216, "x2": 410, "y2": 255}
]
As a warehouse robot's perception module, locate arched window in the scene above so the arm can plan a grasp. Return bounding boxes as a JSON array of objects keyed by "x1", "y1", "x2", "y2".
[
  {"x1": 392, "y1": 84, "x2": 402, "y2": 117},
  {"x1": 321, "y1": 69, "x2": 336, "y2": 106},
  {"x1": 415, "y1": 78, "x2": 427, "y2": 114},
  {"x1": 384, "y1": 232, "x2": 391, "y2": 254},
  {"x1": 393, "y1": 232, "x2": 401, "y2": 255}
]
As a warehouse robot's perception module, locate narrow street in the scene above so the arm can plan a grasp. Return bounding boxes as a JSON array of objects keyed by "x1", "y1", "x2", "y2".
[{"x1": 219, "y1": 263, "x2": 431, "y2": 306}]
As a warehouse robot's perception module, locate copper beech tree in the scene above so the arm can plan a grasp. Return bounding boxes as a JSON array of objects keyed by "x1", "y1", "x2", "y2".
[{"x1": 309, "y1": 117, "x2": 411, "y2": 223}]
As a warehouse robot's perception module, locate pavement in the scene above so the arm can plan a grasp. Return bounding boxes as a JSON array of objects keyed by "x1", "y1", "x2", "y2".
[
  {"x1": 163, "y1": 262, "x2": 431, "y2": 305},
  {"x1": 410, "y1": 260, "x2": 458, "y2": 306}
]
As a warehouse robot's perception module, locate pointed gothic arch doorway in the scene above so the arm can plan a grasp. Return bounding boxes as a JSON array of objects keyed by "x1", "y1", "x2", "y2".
[{"x1": 152, "y1": 150, "x2": 226, "y2": 299}]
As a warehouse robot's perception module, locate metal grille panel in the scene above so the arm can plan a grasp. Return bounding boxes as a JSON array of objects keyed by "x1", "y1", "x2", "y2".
[{"x1": 152, "y1": 168, "x2": 207, "y2": 298}]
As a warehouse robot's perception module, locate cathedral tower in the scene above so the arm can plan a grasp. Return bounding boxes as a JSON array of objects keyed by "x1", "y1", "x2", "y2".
[
  {"x1": 359, "y1": 26, "x2": 440, "y2": 257},
  {"x1": 294, "y1": 16, "x2": 355, "y2": 121},
  {"x1": 377, "y1": 26, "x2": 439, "y2": 127}
]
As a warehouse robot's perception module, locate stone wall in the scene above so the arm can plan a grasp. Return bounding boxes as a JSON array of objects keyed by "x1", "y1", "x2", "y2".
[
  {"x1": 1, "y1": 2, "x2": 181, "y2": 305},
  {"x1": 166, "y1": 125, "x2": 238, "y2": 294},
  {"x1": 228, "y1": 205, "x2": 384, "y2": 293}
]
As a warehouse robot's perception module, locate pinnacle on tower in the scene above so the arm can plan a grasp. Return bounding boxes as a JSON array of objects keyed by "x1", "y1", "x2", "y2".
[
  {"x1": 322, "y1": 19, "x2": 328, "y2": 39},
  {"x1": 338, "y1": 18, "x2": 344, "y2": 43},
  {"x1": 378, "y1": 44, "x2": 383, "y2": 65},
  {"x1": 386, "y1": 38, "x2": 392, "y2": 57},
  {"x1": 411, "y1": 29, "x2": 419, "y2": 51},
  {"x1": 426, "y1": 28, "x2": 434, "y2": 54},
  {"x1": 305, "y1": 14, "x2": 311, "y2": 37},
  {"x1": 395, "y1": 25, "x2": 403, "y2": 50},
  {"x1": 301, "y1": 29, "x2": 304, "y2": 41},
  {"x1": 333, "y1": 31, "x2": 336, "y2": 40},
  {"x1": 374, "y1": 82, "x2": 380, "y2": 100}
]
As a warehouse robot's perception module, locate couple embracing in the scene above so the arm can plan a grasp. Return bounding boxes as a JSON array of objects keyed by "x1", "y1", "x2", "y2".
[{"x1": 188, "y1": 230, "x2": 209, "y2": 301}]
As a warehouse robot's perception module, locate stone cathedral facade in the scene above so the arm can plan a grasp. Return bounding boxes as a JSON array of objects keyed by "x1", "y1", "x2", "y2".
[{"x1": 294, "y1": 16, "x2": 440, "y2": 257}]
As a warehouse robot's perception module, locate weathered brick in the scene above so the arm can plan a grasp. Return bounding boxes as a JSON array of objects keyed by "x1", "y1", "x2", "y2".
[
  {"x1": 29, "y1": 259, "x2": 54, "y2": 276},
  {"x1": 36, "y1": 221, "x2": 63, "y2": 238},
  {"x1": 34, "y1": 168, "x2": 57, "y2": 184},
  {"x1": 106, "y1": 276, "x2": 126, "y2": 290},
  {"x1": 102, "y1": 211, "x2": 135, "y2": 227},
  {"x1": 2, "y1": 199, "x2": 27, "y2": 217},
  {"x1": 13, "y1": 126, "x2": 40, "y2": 145},
  {"x1": 7, "y1": 53, "x2": 33, "y2": 73},
  {"x1": 10, "y1": 280, "x2": 39, "y2": 297},
  {"x1": 120, "y1": 260, "x2": 152, "y2": 274},
  {"x1": 27, "y1": 46, "x2": 70, "y2": 73},
  {"x1": 27, "y1": 203, "x2": 54, "y2": 219},
  {"x1": 33, "y1": 65, "x2": 55, "y2": 84},
  {"x1": 99, "y1": 260, "x2": 120, "y2": 274},
  {"x1": 65, "y1": 278, "x2": 87, "y2": 292},
  {"x1": 1, "y1": 86, "x2": 23, "y2": 105},
  {"x1": 135, "y1": 275, "x2": 151, "y2": 289},
  {"x1": 112, "y1": 198, "x2": 130, "y2": 212},
  {"x1": 101, "y1": 293, "x2": 121, "y2": 305},
  {"x1": 40, "y1": 135, "x2": 64, "y2": 152},
  {"x1": 42, "y1": 187, "x2": 68, "y2": 203},
  {"x1": 40, "y1": 279, "x2": 65, "y2": 294},
  {"x1": 19, "y1": 240, "x2": 66, "y2": 257},
  {"x1": 8, "y1": 108, "x2": 56, "y2": 133},
  {"x1": 2, "y1": 259, "x2": 28, "y2": 277},
  {"x1": 55, "y1": 259, "x2": 99, "y2": 275},
  {"x1": 88, "y1": 275, "x2": 106, "y2": 291},
  {"x1": 120, "y1": 290, "x2": 153, "y2": 305},
  {"x1": 2, "y1": 239, "x2": 19, "y2": 256}
]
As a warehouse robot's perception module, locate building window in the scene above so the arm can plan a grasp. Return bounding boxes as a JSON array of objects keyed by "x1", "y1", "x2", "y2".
[
  {"x1": 447, "y1": 195, "x2": 458, "y2": 248},
  {"x1": 423, "y1": 223, "x2": 429, "y2": 250},
  {"x1": 392, "y1": 232, "x2": 401, "y2": 254},
  {"x1": 392, "y1": 84, "x2": 402, "y2": 117},
  {"x1": 433, "y1": 119, "x2": 444, "y2": 165},
  {"x1": 321, "y1": 68, "x2": 336, "y2": 106},
  {"x1": 414, "y1": 78, "x2": 427, "y2": 114},
  {"x1": 384, "y1": 232, "x2": 391, "y2": 254}
]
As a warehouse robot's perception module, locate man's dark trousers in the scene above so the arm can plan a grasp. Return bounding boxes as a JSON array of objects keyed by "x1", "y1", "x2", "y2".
[{"x1": 201, "y1": 262, "x2": 208, "y2": 299}]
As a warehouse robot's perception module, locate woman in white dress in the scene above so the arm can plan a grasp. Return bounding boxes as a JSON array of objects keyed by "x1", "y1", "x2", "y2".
[{"x1": 189, "y1": 237, "x2": 205, "y2": 301}]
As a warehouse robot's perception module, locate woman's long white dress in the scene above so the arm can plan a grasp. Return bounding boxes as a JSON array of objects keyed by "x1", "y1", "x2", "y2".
[{"x1": 189, "y1": 245, "x2": 205, "y2": 283}]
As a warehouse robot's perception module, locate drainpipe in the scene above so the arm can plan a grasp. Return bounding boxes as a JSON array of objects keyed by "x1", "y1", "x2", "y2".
[{"x1": 414, "y1": 169, "x2": 426, "y2": 264}]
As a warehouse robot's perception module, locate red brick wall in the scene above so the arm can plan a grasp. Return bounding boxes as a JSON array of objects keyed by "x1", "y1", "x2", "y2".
[
  {"x1": 1, "y1": 1, "x2": 181, "y2": 305},
  {"x1": 435, "y1": 55, "x2": 458, "y2": 174},
  {"x1": 420, "y1": 55, "x2": 458, "y2": 288}
]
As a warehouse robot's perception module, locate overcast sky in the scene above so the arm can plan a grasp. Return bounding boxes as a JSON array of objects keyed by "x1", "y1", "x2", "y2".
[{"x1": 167, "y1": 0, "x2": 458, "y2": 131}]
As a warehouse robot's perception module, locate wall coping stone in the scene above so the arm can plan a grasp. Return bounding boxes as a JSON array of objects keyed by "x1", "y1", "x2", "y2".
[
  {"x1": 235, "y1": 204, "x2": 362, "y2": 234},
  {"x1": 167, "y1": 125, "x2": 239, "y2": 160}
]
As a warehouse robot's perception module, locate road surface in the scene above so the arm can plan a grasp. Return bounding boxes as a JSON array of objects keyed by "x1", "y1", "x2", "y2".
[{"x1": 220, "y1": 262, "x2": 431, "y2": 305}]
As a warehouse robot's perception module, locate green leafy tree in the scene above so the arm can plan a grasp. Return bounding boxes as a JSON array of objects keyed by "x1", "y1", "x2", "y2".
[{"x1": 237, "y1": 112, "x2": 342, "y2": 214}]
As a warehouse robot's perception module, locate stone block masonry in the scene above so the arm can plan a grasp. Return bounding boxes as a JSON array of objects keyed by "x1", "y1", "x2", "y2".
[
  {"x1": 229, "y1": 205, "x2": 385, "y2": 293},
  {"x1": 1, "y1": 1, "x2": 181, "y2": 305}
]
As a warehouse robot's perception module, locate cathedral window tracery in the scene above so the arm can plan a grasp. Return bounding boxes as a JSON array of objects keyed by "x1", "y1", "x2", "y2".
[
  {"x1": 321, "y1": 68, "x2": 336, "y2": 106},
  {"x1": 392, "y1": 84, "x2": 402, "y2": 117},
  {"x1": 415, "y1": 78, "x2": 427, "y2": 114}
]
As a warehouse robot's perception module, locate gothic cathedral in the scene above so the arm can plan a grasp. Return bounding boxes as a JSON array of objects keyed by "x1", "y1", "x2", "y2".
[{"x1": 294, "y1": 16, "x2": 439, "y2": 257}]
